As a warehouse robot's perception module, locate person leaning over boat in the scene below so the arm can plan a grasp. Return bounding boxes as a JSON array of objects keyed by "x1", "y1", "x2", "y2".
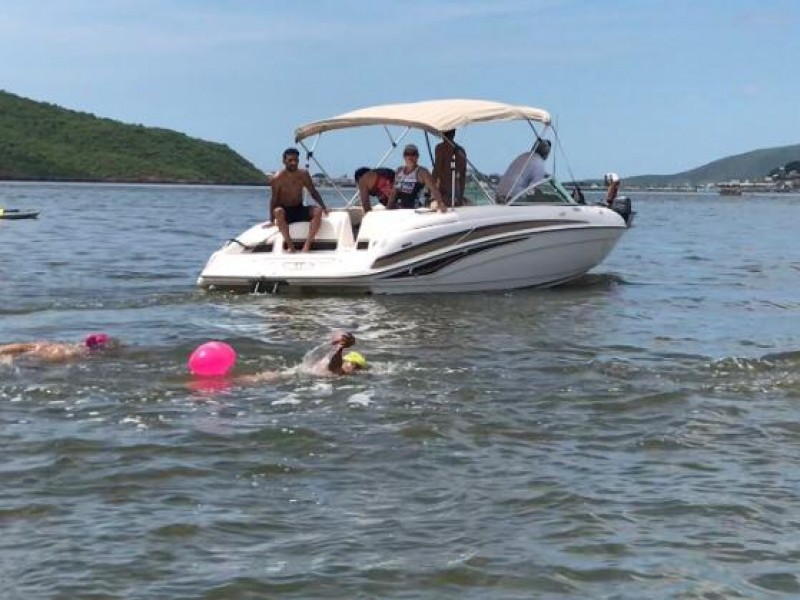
[
  {"x1": 432, "y1": 129, "x2": 467, "y2": 206},
  {"x1": 604, "y1": 172, "x2": 620, "y2": 206},
  {"x1": 269, "y1": 147, "x2": 328, "y2": 253},
  {"x1": 354, "y1": 166, "x2": 396, "y2": 212},
  {"x1": 389, "y1": 144, "x2": 445, "y2": 212},
  {"x1": 496, "y1": 138, "x2": 551, "y2": 203}
]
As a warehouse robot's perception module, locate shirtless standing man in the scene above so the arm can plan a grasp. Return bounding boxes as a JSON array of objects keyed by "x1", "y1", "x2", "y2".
[
  {"x1": 269, "y1": 147, "x2": 328, "y2": 252},
  {"x1": 603, "y1": 172, "x2": 621, "y2": 207},
  {"x1": 432, "y1": 129, "x2": 467, "y2": 206}
]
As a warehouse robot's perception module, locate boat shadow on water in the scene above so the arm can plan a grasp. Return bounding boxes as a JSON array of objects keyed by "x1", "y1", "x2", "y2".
[{"x1": 557, "y1": 272, "x2": 629, "y2": 290}]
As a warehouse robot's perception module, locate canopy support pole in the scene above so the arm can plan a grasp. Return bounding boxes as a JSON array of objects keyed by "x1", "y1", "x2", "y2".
[{"x1": 298, "y1": 138, "x2": 350, "y2": 205}]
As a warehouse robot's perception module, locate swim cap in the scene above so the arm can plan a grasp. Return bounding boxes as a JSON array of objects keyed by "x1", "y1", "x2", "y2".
[
  {"x1": 343, "y1": 351, "x2": 367, "y2": 369},
  {"x1": 84, "y1": 333, "x2": 110, "y2": 350}
]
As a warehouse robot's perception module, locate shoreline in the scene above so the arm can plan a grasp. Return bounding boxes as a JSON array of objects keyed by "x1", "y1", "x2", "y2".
[
  {"x1": 1, "y1": 180, "x2": 797, "y2": 197},
  {"x1": 0, "y1": 179, "x2": 267, "y2": 189}
]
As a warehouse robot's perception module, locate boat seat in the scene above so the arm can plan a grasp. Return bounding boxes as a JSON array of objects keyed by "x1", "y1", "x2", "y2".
[
  {"x1": 355, "y1": 208, "x2": 421, "y2": 244},
  {"x1": 344, "y1": 206, "x2": 365, "y2": 228},
  {"x1": 281, "y1": 211, "x2": 354, "y2": 251}
]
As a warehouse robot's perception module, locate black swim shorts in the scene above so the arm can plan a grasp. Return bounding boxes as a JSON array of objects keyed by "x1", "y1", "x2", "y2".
[{"x1": 282, "y1": 204, "x2": 313, "y2": 224}]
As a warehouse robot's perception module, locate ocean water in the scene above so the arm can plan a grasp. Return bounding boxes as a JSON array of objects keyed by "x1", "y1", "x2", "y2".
[{"x1": 1, "y1": 182, "x2": 799, "y2": 599}]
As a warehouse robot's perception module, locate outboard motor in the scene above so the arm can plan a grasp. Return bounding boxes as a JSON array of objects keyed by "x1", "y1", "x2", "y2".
[{"x1": 611, "y1": 196, "x2": 634, "y2": 226}]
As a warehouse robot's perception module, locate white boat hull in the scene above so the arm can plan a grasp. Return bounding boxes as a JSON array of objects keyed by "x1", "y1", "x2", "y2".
[{"x1": 197, "y1": 204, "x2": 626, "y2": 295}]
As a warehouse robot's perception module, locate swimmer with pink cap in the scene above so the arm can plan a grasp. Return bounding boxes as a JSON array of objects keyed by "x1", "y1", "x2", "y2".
[
  {"x1": 0, "y1": 332, "x2": 115, "y2": 363},
  {"x1": 84, "y1": 333, "x2": 111, "y2": 351}
]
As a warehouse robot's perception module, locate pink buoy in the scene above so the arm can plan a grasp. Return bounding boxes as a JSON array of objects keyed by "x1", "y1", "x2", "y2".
[{"x1": 188, "y1": 341, "x2": 237, "y2": 377}]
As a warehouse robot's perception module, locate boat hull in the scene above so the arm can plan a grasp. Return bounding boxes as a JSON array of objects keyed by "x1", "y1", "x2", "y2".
[
  {"x1": 0, "y1": 210, "x2": 39, "y2": 220},
  {"x1": 369, "y1": 226, "x2": 622, "y2": 293},
  {"x1": 197, "y1": 205, "x2": 626, "y2": 295}
]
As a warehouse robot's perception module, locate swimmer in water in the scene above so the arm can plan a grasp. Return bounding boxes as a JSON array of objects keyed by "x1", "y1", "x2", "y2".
[
  {"x1": 238, "y1": 331, "x2": 367, "y2": 384},
  {"x1": 0, "y1": 333, "x2": 115, "y2": 364},
  {"x1": 322, "y1": 331, "x2": 367, "y2": 376}
]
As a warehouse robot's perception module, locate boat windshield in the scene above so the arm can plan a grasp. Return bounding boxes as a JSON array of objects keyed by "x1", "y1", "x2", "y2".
[
  {"x1": 507, "y1": 178, "x2": 578, "y2": 206},
  {"x1": 462, "y1": 179, "x2": 496, "y2": 206}
]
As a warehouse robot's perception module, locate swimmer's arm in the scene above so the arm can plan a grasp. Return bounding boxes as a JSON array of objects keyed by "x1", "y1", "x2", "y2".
[
  {"x1": 237, "y1": 370, "x2": 280, "y2": 385},
  {"x1": 303, "y1": 170, "x2": 328, "y2": 213},
  {"x1": 0, "y1": 342, "x2": 38, "y2": 357},
  {"x1": 326, "y1": 346, "x2": 345, "y2": 376}
]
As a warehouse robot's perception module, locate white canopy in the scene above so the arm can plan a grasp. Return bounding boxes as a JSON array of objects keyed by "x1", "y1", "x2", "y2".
[{"x1": 295, "y1": 99, "x2": 551, "y2": 141}]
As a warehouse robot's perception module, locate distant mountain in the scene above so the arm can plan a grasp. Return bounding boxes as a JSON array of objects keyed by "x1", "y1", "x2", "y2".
[
  {"x1": 0, "y1": 90, "x2": 265, "y2": 184},
  {"x1": 625, "y1": 143, "x2": 800, "y2": 187}
]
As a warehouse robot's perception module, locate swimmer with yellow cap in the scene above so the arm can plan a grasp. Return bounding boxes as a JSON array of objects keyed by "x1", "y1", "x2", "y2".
[
  {"x1": 235, "y1": 330, "x2": 366, "y2": 384},
  {"x1": 327, "y1": 331, "x2": 367, "y2": 375},
  {"x1": 343, "y1": 351, "x2": 366, "y2": 370}
]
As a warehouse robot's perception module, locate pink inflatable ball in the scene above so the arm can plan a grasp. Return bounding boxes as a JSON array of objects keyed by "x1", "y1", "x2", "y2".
[{"x1": 188, "y1": 341, "x2": 237, "y2": 377}]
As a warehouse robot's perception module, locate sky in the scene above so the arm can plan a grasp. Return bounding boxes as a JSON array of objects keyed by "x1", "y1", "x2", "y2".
[{"x1": 1, "y1": 0, "x2": 798, "y2": 179}]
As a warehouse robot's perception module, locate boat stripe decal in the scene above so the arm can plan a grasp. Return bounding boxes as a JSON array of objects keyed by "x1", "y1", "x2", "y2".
[
  {"x1": 381, "y1": 236, "x2": 527, "y2": 279},
  {"x1": 370, "y1": 219, "x2": 580, "y2": 269}
]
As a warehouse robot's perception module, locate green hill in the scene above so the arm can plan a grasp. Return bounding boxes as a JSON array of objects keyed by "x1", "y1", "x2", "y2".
[
  {"x1": 625, "y1": 143, "x2": 800, "y2": 187},
  {"x1": 0, "y1": 90, "x2": 265, "y2": 184}
]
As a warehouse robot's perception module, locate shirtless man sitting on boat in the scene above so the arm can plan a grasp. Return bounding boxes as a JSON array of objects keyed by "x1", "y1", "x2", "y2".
[{"x1": 269, "y1": 147, "x2": 329, "y2": 252}]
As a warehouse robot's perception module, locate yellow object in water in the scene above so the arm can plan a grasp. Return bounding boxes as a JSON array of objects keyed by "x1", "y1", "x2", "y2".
[
  {"x1": 0, "y1": 209, "x2": 4, "y2": 217},
  {"x1": 343, "y1": 351, "x2": 366, "y2": 368}
]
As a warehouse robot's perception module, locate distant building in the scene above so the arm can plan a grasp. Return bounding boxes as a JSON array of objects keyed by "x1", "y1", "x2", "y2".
[{"x1": 768, "y1": 161, "x2": 800, "y2": 191}]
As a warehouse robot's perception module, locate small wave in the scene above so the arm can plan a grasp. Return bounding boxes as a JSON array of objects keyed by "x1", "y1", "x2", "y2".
[
  {"x1": 0, "y1": 503, "x2": 65, "y2": 522},
  {"x1": 0, "y1": 289, "x2": 205, "y2": 316},
  {"x1": 711, "y1": 350, "x2": 800, "y2": 374},
  {"x1": 761, "y1": 349, "x2": 800, "y2": 363},
  {"x1": 105, "y1": 271, "x2": 185, "y2": 281},
  {"x1": 749, "y1": 572, "x2": 800, "y2": 594},
  {"x1": 684, "y1": 254, "x2": 711, "y2": 261},
  {"x1": 558, "y1": 272, "x2": 628, "y2": 289},
  {"x1": 708, "y1": 350, "x2": 800, "y2": 395},
  {"x1": 159, "y1": 228, "x2": 213, "y2": 239}
]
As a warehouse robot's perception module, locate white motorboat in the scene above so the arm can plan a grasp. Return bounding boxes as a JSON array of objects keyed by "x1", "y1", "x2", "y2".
[{"x1": 198, "y1": 99, "x2": 631, "y2": 294}]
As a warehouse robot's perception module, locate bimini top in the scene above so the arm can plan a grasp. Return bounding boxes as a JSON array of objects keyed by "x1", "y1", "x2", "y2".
[{"x1": 295, "y1": 99, "x2": 551, "y2": 142}]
